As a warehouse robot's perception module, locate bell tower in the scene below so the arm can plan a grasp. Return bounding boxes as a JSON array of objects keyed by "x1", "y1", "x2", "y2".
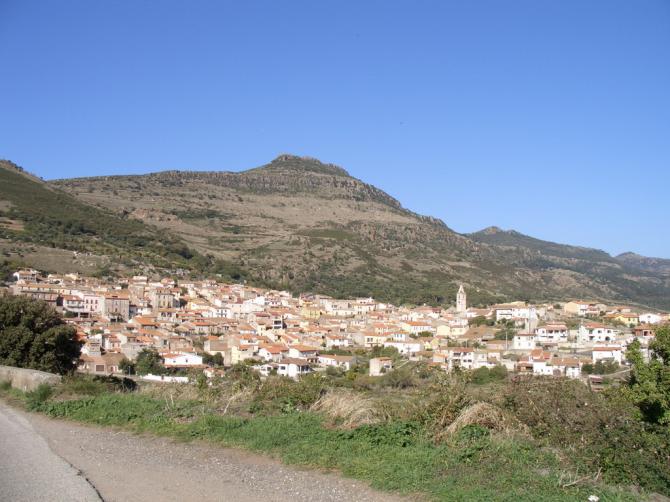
[{"x1": 456, "y1": 285, "x2": 467, "y2": 313}]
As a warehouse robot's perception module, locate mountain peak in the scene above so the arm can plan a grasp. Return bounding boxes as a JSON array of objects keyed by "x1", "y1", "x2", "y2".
[
  {"x1": 263, "y1": 154, "x2": 351, "y2": 177},
  {"x1": 477, "y1": 226, "x2": 506, "y2": 235}
]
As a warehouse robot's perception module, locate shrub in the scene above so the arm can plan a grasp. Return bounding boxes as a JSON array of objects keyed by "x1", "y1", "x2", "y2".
[
  {"x1": 412, "y1": 374, "x2": 472, "y2": 441},
  {"x1": 504, "y1": 377, "x2": 670, "y2": 494},
  {"x1": 250, "y1": 374, "x2": 326, "y2": 414},
  {"x1": 59, "y1": 374, "x2": 137, "y2": 396},
  {"x1": 470, "y1": 365, "x2": 507, "y2": 385},
  {"x1": 26, "y1": 383, "x2": 53, "y2": 410}
]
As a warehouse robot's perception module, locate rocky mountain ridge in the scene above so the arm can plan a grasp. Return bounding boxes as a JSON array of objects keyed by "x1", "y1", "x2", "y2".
[{"x1": 3, "y1": 155, "x2": 668, "y2": 308}]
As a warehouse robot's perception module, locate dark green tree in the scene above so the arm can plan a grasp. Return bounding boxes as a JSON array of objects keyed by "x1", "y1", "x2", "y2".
[
  {"x1": 134, "y1": 348, "x2": 165, "y2": 375},
  {"x1": 0, "y1": 295, "x2": 81, "y2": 374},
  {"x1": 119, "y1": 357, "x2": 136, "y2": 375},
  {"x1": 202, "y1": 352, "x2": 224, "y2": 367}
]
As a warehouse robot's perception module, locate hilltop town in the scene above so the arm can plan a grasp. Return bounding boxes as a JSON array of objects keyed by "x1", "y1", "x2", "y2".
[{"x1": 7, "y1": 269, "x2": 668, "y2": 384}]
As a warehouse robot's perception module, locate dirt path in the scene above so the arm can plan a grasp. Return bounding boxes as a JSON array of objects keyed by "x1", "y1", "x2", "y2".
[
  {"x1": 7, "y1": 402, "x2": 404, "y2": 502},
  {"x1": 0, "y1": 401, "x2": 100, "y2": 501}
]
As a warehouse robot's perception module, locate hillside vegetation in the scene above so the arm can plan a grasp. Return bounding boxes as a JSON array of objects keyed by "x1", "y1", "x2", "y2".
[
  {"x1": 0, "y1": 160, "x2": 240, "y2": 280},
  {"x1": 45, "y1": 154, "x2": 670, "y2": 309},
  {"x1": 3, "y1": 363, "x2": 668, "y2": 501}
]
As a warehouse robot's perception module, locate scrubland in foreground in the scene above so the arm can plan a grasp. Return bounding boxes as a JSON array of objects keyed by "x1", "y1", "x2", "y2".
[{"x1": 2, "y1": 367, "x2": 668, "y2": 502}]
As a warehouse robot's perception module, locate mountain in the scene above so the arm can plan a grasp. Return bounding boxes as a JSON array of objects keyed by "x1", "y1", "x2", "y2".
[
  {"x1": 40, "y1": 154, "x2": 670, "y2": 309},
  {"x1": 468, "y1": 226, "x2": 614, "y2": 262},
  {"x1": 0, "y1": 160, "x2": 238, "y2": 279},
  {"x1": 615, "y1": 252, "x2": 670, "y2": 276}
]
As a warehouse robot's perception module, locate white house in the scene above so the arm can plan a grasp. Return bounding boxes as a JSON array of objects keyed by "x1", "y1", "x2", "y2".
[
  {"x1": 639, "y1": 313, "x2": 662, "y2": 325},
  {"x1": 277, "y1": 358, "x2": 312, "y2": 379},
  {"x1": 400, "y1": 321, "x2": 435, "y2": 335},
  {"x1": 446, "y1": 347, "x2": 475, "y2": 371},
  {"x1": 494, "y1": 304, "x2": 533, "y2": 322},
  {"x1": 317, "y1": 354, "x2": 354, "y2": 371},
  {"x1": 579, "y1": 324, "x2": 619, "y2": 344},
  {"x1": 592, "y1": 346, "x2": 622, "y2": 365},
  {"x1": 163, "y1": 352, "x2": 204, "y2": 368},
  {"x1": 535, "y1": 324, "x2": 569, "y2": 344},
  {"x1": 369, "y1": 357, "x2": 393, "y2": 376},
  {"x1": 512, "y1": 333, "x2": 537, "y2": 351},
  {"x1": 325, "y1": 335, "x2": 350, "y2": 349},
  {"x1": 383, "y1": 340, "x2": 422, "y2": 355},
  {"x1": 549, "y1": 358, "x2": 582, "y2": 379}
]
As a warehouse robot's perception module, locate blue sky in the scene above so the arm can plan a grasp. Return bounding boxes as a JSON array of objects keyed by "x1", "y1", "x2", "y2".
[{"x1": 1, "y1": 1, "x2": 669, "y2": 257}]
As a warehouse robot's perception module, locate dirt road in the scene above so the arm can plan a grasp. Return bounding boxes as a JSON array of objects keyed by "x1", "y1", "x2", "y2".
[{"x1": 0, "y1": 401, "x2": 403, "y2": 502}]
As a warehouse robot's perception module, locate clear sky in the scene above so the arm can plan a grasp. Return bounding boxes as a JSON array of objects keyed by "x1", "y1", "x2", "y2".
[{"x1": 1, "y1": 1, "x2": 669, "y2": 257}]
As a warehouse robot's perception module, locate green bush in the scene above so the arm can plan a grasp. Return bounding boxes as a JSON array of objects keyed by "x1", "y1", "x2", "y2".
[
  {"x1": 26, "y1": 383, "x2": 53, "y2": 410},
  {"x1": 250, "y1": 374, "x2": 326, "y2": 414},
  {"x1": 60, "y1": 374, "x2": 137, "y2": 396},
  {"x1": 470, "y1": 365, "x2": 507, "y2": 384},
  {"x1": 504, "y1": 377, "x2": 670, "y2": 494}
]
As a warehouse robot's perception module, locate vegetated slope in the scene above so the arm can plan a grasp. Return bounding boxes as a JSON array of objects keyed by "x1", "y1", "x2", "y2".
[
  {"x1": 615, "y1": 252, "x2": 670, "y2": 276},
  {"x1": 469, "y1": 226, "x2": 613, "y2": 262},
  {"x1": 468, "y1": 226, "x2": 670, "y2": 308},
  {"x1": 0, "y1": 160, "x2": 236, "y2": 277},
  {"x1": 50, "y1": 155, "x2": 670, "y2": 308}
]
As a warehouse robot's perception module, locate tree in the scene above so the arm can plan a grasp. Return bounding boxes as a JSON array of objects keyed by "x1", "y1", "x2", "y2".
[
  {"x1": 119, "y1": 357, "x2": 135, "y2": 375},
  {"x1": 202, "y1": 352, "x2": 224, "y2": 367},
  {"x1": 470, "y1": 315, "x2": 494, "y2": 327},
  {"x1": 134, "y1": 348, "x2": 165, "y2": 375},
  {"x1": 0, "y1": 295, "x2": 81, "y2": 374},
  {"x1": 625, "y1": 325, "x2": 670, "y2": 424}
]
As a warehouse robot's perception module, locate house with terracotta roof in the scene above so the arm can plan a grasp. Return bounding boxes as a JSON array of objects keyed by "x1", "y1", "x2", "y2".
[
  {"x1": 535, "y1": 324, "x2": 569, "y2": 344},
  {"x1": 78, "y1": 352, "x2": 125, "y2": 375},
  {"x1": 317, "y1": 354, "x2": 354, "y2": 371},
  {"x1": 277, "y1": 358, "x2": 312, "y2": 379}
]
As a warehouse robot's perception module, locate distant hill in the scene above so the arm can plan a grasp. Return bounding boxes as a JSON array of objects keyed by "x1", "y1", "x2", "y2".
[
  {"x1": 0, "y1": 160, "x2": 239, "y2": 279},
  {"x1": 39, "y1": 154, "x2": 670, "y2": 309},
  {"x1": 615, "y1": 252, "x2": 670, "y2": 276},
  {"x1": 468, "y1": 226, "x2": 614, "y2": 262}
]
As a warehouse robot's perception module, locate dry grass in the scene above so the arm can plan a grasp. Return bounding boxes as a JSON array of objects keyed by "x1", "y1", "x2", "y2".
[
  {"x1": 139, "y1": 379, "x2": 258, "y2": 417},
  {"x1": 139, "y1": 381, "x2": 201, "y2": 401},
  {"x1": 311, "y1": 389, "x2": 388, "y2": 429},
  {"x1": 445, "y1": 401, "x2": 526, "y2": 438}
]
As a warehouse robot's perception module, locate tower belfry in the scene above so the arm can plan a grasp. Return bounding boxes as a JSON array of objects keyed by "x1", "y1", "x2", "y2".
[{"x1": 456, "y1": 285, "x2": 467, "y2": 313}]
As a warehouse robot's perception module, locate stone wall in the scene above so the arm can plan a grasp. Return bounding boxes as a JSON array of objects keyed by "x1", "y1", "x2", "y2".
[{"x1": 0, "y1": 365, "x2": 61, "y2": 392}]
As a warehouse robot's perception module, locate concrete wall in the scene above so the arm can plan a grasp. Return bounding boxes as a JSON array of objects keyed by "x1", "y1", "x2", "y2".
[{"x1": 0, "y1": 365, "x2": 61, "y2": 392}]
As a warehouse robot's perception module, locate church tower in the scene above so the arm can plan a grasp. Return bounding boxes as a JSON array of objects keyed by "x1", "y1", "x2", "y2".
[{"x1": 456, "y1": 284, "x2": 467, "y2": 313}]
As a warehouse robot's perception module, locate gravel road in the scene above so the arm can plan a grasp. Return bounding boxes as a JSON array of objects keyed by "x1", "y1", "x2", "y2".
[
  {"x1": 0, "y1": 401, "x2": 101, "y2": 501},
  {"x1": 0, "y1": 400, "x2": 405, "y2": 502}
]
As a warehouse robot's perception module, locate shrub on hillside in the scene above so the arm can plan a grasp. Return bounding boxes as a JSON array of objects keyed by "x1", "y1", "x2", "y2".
[{"x1": 503, "y1": 377, "x2": 670, "y2": 494}]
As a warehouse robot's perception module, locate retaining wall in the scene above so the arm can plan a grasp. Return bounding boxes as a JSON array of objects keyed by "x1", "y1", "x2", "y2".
[{"x1": 0, "y1": 365, "x2": 61, "y2": 392}]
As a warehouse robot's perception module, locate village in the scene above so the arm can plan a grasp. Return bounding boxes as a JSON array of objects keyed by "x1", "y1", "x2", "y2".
[{"x1": 7, "y1": 268, "x2": 668, "y2": 386}]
